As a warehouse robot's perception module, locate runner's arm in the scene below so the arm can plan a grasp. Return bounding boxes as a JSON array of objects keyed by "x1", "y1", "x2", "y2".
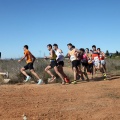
[
  {"x1": 67, "y1": 53, "x2": 71, "y2": 62},
  {"x1": 45, "y1": 50, "x2": 54, "y2": 59},
  {"x1": 74, "y1": 49, "x2": 80, "y2": 58},
  {"x1": 56, "y1": 49, "x2": 64, "y2": 62},
  {"x1": 32, "y1": 54, "x2": 36, "y2": 63},
  {"x1": 59, "y1": 49, "x2": 63, "y2": 53},
  {"x1": 18, "y1": 55, "x2": 26, "y2": 62}
]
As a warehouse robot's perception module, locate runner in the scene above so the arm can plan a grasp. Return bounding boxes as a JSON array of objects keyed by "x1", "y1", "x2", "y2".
[
  {"x1": 85, "y1": 48, "x2": 93, "y2": 79},
  {"x1": 44, "y1": 44, "x2": 65, "y2": 84},
  {"x1": 92, "y1": 45, "x2": 100, "y2": 76},
  {"x1": 18, "y1": 45, "x2": 43, "y2": 85},
  {"x1": 97, "y1": 48, "x2": 107, "y2": 79},
  {"x1": 67, "y1": 43, "x2": 82, "y2": 84},
  {"x1": 80, "y1": 48, "x2": 89, "y2": 81},
  {"x1": 53, "y1": 44, "x2": 70, "y2": 84}
]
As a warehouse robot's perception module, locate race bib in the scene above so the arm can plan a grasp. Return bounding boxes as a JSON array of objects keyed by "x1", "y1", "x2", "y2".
[
  {"x1": 70, "y1": 55, "x2": 76, "y2": 61},
  {"x1": 94, "y1": 56, "x2": 99, "y2": 62}
]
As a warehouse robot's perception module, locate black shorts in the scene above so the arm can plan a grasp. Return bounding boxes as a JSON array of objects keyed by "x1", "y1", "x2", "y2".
[
  {"x1": 82, "y1": 62, "x2": 88, "y2": 67},
  {"x1": 24, "y1": 63, "x2": 34, "y2": 70},
  {"x1": 72, "y1": 60, "x2": 80, "y2": 69},
  {"x1": 87, "y1": 63, "x2": 93, "y2": 73},
  {"x1": 58, "y1": 61, "x2": 64, "y2": 67},
  {"x1": 50, "y1": 60, "x2": 58, "y2": 68}
]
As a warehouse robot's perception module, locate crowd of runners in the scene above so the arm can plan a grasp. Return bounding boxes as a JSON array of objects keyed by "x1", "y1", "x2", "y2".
[{"x1": 18, "y1": 43, "x2": 107, "y2": 85}]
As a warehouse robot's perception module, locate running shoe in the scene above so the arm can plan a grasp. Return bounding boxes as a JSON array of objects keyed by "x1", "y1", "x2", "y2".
[
  {"x1": 71, "y1": 80, "x2": 77, "y2": 84},
  {"x1": 49, "y1": 76, "x2": 56, "y2": 82},
  {"x1": 64, "y1": 77, "x2": 70, "y2": 83},
  {"x1": 103, "y1": 73, "x2": 107, "y2": 77},
  {"x1": 24, "y1": 76, "x2": 31, "y2": 82},
  {"x1": 37, "y1": 79, "x2": 43, "y2": 85}
]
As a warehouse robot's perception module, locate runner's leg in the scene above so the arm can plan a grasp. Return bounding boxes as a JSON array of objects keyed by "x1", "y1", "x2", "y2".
[
  {"x1": 58, "y1": 65, "x2": 66, "y2": 78},
  {"x1": 54, "y1": 66, "x2": 65, "y2": 84},
  {"x1": 21, "y1": 68, "x2": 29, "y2": 77},
  {"x1": 30, "y1": 69, "x2": 40, "y2": 80},
  {"x1": 83, "y1": 66, "x2": 89, "y2": 80},
  {"x1": 45, "y1": 66, "x2": 55, "y2": 78},
  {"x1": 73, "y1": 67, "x2": 77, "y2": 81}
]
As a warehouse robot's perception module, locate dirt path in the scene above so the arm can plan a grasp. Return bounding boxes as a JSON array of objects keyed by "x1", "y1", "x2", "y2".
[{"x1": 0, "y1": 77, "x2": 120, "y2": 120}]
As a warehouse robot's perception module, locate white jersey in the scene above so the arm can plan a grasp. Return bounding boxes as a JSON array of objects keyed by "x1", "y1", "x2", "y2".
[{"x1": 55, "y1": 49, "x2": 64, "y2": 62}]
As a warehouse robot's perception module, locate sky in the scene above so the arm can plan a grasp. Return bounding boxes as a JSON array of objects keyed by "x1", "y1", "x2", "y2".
[{"x1": 0, "y1": 0, "x2": 120, "y2": 58}]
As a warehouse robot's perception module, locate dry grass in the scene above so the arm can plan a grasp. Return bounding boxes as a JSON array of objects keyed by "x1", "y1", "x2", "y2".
[
  {"x1": 106, "y1": 58, "x2": 120, "y2": 75},
  {"x1": 0, "y1": 58, "x2": 120, "y2": 84},
  {"x1": 0, "y1": 58, "x2": 62, "y2": 84},
  {"x1": 0, "y1": 75, "x2": 4, "y2": 84}
]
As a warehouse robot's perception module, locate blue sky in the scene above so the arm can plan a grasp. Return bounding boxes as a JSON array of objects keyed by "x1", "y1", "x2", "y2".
[{"x1": 0, "y1": 0, "x2": 120, "y2": 58}]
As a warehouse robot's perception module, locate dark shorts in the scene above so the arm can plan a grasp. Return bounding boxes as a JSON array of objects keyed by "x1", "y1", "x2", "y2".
[
  {"x1": 82, "y1": 62, "x2": 88, "y2": 67},
  {"x1": 24, "y1": 63, "x2": 34, "y2": 70},
  {"x1": 87, "y1": 63, "x2": 93, "y2": 73},
  {"x1": 58, "y1": 61, "x2": 64, "y2": 67},
  {"x1": 50, "y1": 60, "x2": 58, "y2": 68},
  {"x1": 72, "y1": 60, "x2": 80, "y2": 69}
]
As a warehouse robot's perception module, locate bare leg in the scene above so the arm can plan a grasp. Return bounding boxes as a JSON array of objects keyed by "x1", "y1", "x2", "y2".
[
  {"x1": 54, "y1": 66, "x2": 65, "y2": 82},
  {"x1": 58, "y1": 65, "x2": 70, "y2": 84},
  {"x1": 21, "y1": 68, "x2": 29, "y2": 77},
  {"x1": 83, "y1": 66, "x2": 89, "y2": 80},
  {"x1": 73, "y1": 67, "x2": 77, "y2": 81},
  {"x1": 93, "y1": 65, "x2": 97, "y2": 76},
  {"x1": 77, "y1": 66, "x2": 84, "y2": 80},
  {"x1": 45, "y1": 66, "x2": 54, "y2": 77},
  {"x1": 78, "y1": 71, "x2": 84, "y2": 80},
  {"x1": 100, "y1": 64, "x2": 104, "y2": 73},
  {"x1": 58, "y1": 65, "x2": 67, "y2": 78},
  {"x1": 103, "y1": 64, "x2": 107, "y2": 73},
  {"x1": 30, "y1": 69, "x2": 40, "y2": 80},
  {"x1": 103, "y1": 64, "x2": 107, "y2": 80}
]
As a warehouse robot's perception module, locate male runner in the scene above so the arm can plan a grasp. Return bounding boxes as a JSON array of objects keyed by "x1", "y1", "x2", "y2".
[
  {"x1": 45, "y1": 44, "x2": 65, "y2": 84},
  {"x1": 97, "y1": 48, "x2": 107, "y2": 77},
  {"x1": 53, "y1": 44, "x2": 70, "y2": 84},
  {"x1": 85, "y1": 48, "x2": 93, "y2": 79},
  {"x1": 67, "y1": 43, "x2": 82, "y2": 84},
  {"x1": 18, "y1": 45, "x2": 43, "y2": 85},
  {"x1": 80, "y1": 48, "x2": 89, "y2": 81},
  {"x1": 92, "y1": 45, "x2": 100, "y2": 75}
]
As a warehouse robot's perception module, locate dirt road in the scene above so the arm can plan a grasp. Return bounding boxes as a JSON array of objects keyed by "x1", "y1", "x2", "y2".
[{"x1": 0, "y1": 77, "x2": 120, "y2": 120}]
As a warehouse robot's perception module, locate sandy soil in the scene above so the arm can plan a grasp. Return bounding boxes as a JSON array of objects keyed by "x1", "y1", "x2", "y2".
[{"x1": 0, "y1": 68, "x2": 120, "y2": 120}]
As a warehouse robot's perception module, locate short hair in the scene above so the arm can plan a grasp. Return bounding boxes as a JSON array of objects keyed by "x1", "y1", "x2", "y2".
[
  {"x1": 92, "y1": 45, "x2": 96, "y2": 48},
  {"x1": 24, "y1": 45, "x2": 28, "y2": 49},
  {"x1": 67, "y1": 43, "x2": 72, "y2": 46},
  {"x1": 86, "y1": 48, "x2": 89, "y2": 51},
  {"x1": 53, "y1": 44, "x2": 58, "y2": 47},
  {"x1": 47, "y1": 44, "x2": 52, "y2": 48},
  {"x1": 97, "y1": 48, "x2": 101, "y2": 51},
  {"x1": 80, "y1": 48, "x2": 85, "y2": 52},
  {"x1": 72, "y1": 45, "x2": 75, "y2": 48}
]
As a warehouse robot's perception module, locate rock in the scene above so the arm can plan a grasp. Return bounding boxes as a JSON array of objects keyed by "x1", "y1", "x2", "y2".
[{"x1": 4, "y1": 79, "x2": 11, "y2": 83}]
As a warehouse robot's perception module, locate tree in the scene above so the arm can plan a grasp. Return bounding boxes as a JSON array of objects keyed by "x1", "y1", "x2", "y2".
[
  {"x1": 116, "y1": 50, "x2": 119, "y2": 55},
  {"x1": 105, "y1": 50, "x2": 109, "y2": 56}
]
